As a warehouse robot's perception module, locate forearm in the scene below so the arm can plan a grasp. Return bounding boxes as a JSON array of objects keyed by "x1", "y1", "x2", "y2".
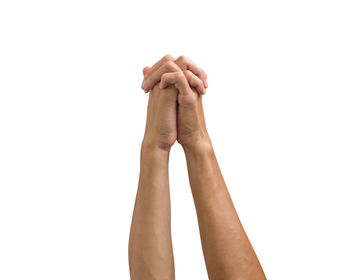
[
  {"x1": 184, "y1": 141, "x2": 265, "y2": 280},
  {"x1": 128, "y1": 146, "x2": 175, "y2": 280}
]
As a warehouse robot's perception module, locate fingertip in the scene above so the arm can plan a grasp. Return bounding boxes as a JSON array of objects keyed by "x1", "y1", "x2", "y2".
[
  {"x1": 142, "y1": 66, "x2": 150, "y2": 76},
  {"x1": 142, "y1": 82, "x2": 149, "y2": 93},
  {"x1": 142, "y1": 79, "x2": 150, "y2": 91}
]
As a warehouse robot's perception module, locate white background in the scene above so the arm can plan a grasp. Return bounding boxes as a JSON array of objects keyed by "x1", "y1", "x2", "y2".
[{"x1": 1, "y1": 0, "x2": 349, "y2": 279}]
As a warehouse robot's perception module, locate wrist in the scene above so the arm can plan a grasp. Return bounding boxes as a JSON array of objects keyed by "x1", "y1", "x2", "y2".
[
  {"x1": 140, "y1": 143, "x2": 170, "y2": 169},
  {"x1": 141, "y1": 138, "x2": 172, "y2": 155},
  {"x1": 181, "y1": 135, "x2": 213, "y2": 155}
]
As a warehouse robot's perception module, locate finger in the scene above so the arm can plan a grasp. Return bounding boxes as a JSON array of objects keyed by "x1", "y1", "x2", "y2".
[
  {"x1": 142, "y1": 54, "x2": 174, "y2": 89},
  {"x1": 183, "y1": 70, "x2": 206, "y2": 95},
  {"x1": 175, "y1": 55, "x2": 208, "y2": 88},
  {"x1": 142, "y1": 66, "x2": 150, "y2": 76},
  {"x1": 159, "y1": 72, "x2": 191, "y2": 94},
  {"x1": 143, "y1": 61, "x2": 181, "y2": 93}
]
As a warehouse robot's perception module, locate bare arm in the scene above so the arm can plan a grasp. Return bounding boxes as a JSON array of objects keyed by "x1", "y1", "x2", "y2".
[
  {"x1": 129, "y1": 54, "x2": 207, "y2": 280},
  {"x1": 128, "y1": 83, "x2": 178, "y2": 280},
  {"x1": 158, "y1": 62, "x2": 266, "y2": 279},
  {"x1": 129, "y1": 146, "x2": 174, "y2": 280},
  {"x1": 140, "y1": 55, "x2": 265, "y2": 279},
  {"x1": 184, "y1": 141, "x2": 266, "y2": 280}
]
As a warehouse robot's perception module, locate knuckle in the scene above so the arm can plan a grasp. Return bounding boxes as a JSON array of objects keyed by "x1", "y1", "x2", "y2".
[
  {"x1": 178, "y1": 55, "x2": 187, "y2": 62},
  {"x1": 184, "y1": 70, "x2": 192, "y2": 77},
  {"x1": 164, "y1": 60, "x2": 176, "y2": 70},
  {"x1": 163, "y1": 54, "x2": 174, "y2": 61},
  {"x1": 164, "y1": 54, "x2": 174, "y2": 60},
  {"x1": 160, "y1": 72, "x2": 169, "y2": 80},
  {"x1": 176, "y1": 72, "x2": 185, "y2": 79}
]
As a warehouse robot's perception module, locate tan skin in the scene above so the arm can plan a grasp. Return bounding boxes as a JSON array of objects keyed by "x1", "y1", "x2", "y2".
[{"x1": 129, "y1": 55, "x2": 266, "y2": 280}]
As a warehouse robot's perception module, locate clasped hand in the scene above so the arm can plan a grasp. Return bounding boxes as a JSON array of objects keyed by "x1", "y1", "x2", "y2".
[{"x1": 141, "y1": 55, "x2": 210, "y2": 151}]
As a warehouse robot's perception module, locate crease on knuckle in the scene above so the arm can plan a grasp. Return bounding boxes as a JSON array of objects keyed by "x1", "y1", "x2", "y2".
[
  {"x1": 176, "y1": 71, "x2": 185, "y2": 80},
  {"x1": 164, "y1": 60, "x2": 178, "y2": 71},
  {"x1": 163, "y1": 54, "x2": 174, "y2": 61},
  {"x1": 178, "y1": 55, "x2": 187, "y2": 62},
  {"x1": 160, "y1": 72, "x2": 169, "y2": 80},
  {"x1": 184, "y1": 70, "x2": 192, "y2": 78}
]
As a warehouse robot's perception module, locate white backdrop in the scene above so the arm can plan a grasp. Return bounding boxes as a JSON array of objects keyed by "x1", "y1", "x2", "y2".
[{"x1": 1, "y1": 0, "x2": 349, "y2": 279}]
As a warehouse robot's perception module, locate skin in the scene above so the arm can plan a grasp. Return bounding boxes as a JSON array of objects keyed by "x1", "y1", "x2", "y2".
[
  {"x1": 129, "y1": 55, "x2": 266, "y2": 280},
  {"x1": 128, "y1": 83, "x2": 177, "y2": 280}
]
